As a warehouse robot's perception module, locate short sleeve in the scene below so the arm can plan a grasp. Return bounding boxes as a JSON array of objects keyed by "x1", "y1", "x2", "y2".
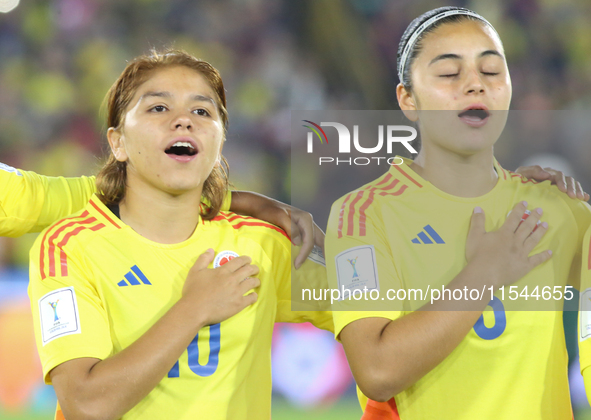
[
  {"x1": 28, "y1": 234, "x2": 112, "y2": 384},
  {"x1": 325, "y1": 195, "x2": 404, "y2": 340},
  {"x1": 0, "y1": 164, "x2": 96, "y2": 237},
  {"x1": 272, "y1": 238, "x2": 334, "y2": 333}
]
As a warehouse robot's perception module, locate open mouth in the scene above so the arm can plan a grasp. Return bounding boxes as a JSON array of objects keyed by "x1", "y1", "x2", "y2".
[
  {"x1": 458, "y1": 109, "x2": 490, "y2": 120},
  {"x1": 165, "y1": 141, "x2": 198, "y2": 157}
]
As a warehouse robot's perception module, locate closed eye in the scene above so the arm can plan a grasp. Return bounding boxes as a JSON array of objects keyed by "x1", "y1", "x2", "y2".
[
  {"x1": 482, "y1": 72, "x2": 499, "y2": 76},
  {"x1": 440, "y1": 74, "x2": 459, "y2": 78}
]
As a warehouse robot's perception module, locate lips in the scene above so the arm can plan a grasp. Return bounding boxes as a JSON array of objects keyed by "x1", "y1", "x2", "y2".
[
  {"x1": 164, "y1": 137, "x2": 199, "y2": 162},
  {"x1": 458, "y1": 104, "x2": 490, "y2": 127}
]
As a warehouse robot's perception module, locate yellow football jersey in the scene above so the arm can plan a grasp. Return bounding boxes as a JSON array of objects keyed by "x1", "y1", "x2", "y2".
[
  {"x1": 578, "y1": 226, "x2": 591, "y2": 388},
  {"x1": 29, "y1": 194, "x2": 331, "y2": 420},
  {"x1": 0, "y1": 164, "x2": 231, "y2": 237},
  {"x1": 0, "y1": 164, "x2": 95, "y2": 237},
  {"x1": 326, "y1": 157, "x2": 591, "y2": 420}
]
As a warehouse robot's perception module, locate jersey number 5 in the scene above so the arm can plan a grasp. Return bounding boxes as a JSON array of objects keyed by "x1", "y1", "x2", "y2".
[
  {"x1": 168, "y1": 323, "x2": 221, "y2": 377},
  {"x1": 473, "y1": 297, "x2": 506, "y2": 340}
]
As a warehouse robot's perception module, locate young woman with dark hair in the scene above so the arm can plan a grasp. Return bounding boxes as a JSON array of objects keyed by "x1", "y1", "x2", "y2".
[
  {"x1": 28, "y1": 49, "x2": 331, "y2": 420},
  {"x1": 326, "y1": 7, "x2": 590, "y2": 419}
]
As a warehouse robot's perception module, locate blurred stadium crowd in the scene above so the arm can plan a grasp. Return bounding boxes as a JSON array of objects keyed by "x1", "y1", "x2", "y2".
[
  {"x1": 1, "y1": 0, "x2": 591, "y2": 418},
  {"x1": 0, "y1": 0, "x2": 590, "y2": 220}
]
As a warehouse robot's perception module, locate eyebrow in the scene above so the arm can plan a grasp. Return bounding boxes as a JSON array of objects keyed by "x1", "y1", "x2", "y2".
[
  {"x1": 428, "y1": 50, "x2": 503, "y2": 66},
  {"x1": 139, "y1": 91, "x2": 217, "y2": 106}
]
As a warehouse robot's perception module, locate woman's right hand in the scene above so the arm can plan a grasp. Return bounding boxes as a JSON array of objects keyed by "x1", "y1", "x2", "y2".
[
  {"x1": 465, "y1": 201, "x2": 552, "y2": 288},
  {"x1": 182, "y1": 249, "x2": 260, "y2": 326}
]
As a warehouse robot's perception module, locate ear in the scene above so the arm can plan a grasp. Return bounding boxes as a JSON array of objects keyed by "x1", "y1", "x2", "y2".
[
  {"x1": 107, "y1": 127, "x2": 128, "y2": 162},
  {"x1": 396, "y1": 83, "x2": 418, "y2": 122}
]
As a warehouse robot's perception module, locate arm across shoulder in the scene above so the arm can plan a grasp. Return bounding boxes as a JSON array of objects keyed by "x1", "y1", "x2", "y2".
[
  {"x1": 0, "y1": 166, "x2": 233, "y2": 237},
  {"x1": 0, "y1": 166, "x2": 96, "y2": 237}
]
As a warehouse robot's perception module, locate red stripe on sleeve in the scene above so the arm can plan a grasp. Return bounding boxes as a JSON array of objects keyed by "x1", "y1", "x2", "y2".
[
  {"x1": 375, "y1": 173, "x2": 394, "y2": 187},
  {"x1": 211, "y1": 214, "x2": 289, "y2": 239},
  {"x1": 228, "y1": 221, "x2": 289, "y2": 240},
  {"x1": 40, "y1": 211, "x2": 89, "y2": 280},
  {"x1": 358, "y1": 188, "x2": 378, "y2": 237},
  {"x1": 59, "y1": 223, "x2": 105, "y2": 277},
  {"x1": 225, "y1": 214, "x2": 257, "y2": 222},
  {"x1": 379, "y1": 185, "x2": 408, "y2": 197},
  {"x1": 339, "y1": 173, "x2": 395, "y2": 238},
  {"x1": 338, "y1": 192, "x2": 354, "y2": 239},
  {"x1": 393, "y1": 165, "x2": 423, "y2": 188},
  {"x1": 47, "y1": 217, "x2": 97, "y2": 278},
  {"x1": 358, "y1": 178, "x2": 400, "y2": 237},
  {"x1": 89, "y1": 198, "x2": 122, "y2": 229},
  {"x1": 347, "y1": 191, "x2": 366, "y2": 236},
  {"x1": 510, "y1": 172, "x2": 537, "y2": 184},
  {"x1": 356, "y1": 184, "x2": 407, "y2": 236},
  {"x1": 211, "y1": 213, "x2": 258, "y2": 223}
]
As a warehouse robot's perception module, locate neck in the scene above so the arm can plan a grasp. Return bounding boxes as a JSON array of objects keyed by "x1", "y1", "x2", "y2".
[
  {"x1": 409, "y1": 145, "x2": 498, "y2": 198},
  {"x1": 119, "y1": 179, "x2": 203, "y2": 244}
]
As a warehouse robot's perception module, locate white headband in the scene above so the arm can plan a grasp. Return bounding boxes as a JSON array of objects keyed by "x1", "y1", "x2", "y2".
[{"x1": 398, "y1": 10, "x2": 498, "y2": 83}]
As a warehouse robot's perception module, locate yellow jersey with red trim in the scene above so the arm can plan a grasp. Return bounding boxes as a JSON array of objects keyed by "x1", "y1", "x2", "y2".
[
  {"x1": 0, "y1": 164, "x2": 231, "y2": 237},
  {"x1": 29, "y1": 194, "x2": 331, "y2": 420},
  {"x1": 325, "y1": 157, "x2": 591, "y2": 420}
]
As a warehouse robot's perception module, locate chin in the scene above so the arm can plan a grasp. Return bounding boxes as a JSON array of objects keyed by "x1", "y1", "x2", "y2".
[
  {"x1": 161, "y1": 179, "x2": 203, "y2": 196},
  {"x1": 451, "y1": 144, "x2": 494, "y2": 158},
  {"x1": 449, "y1": 134, "x2": 497, "y2": 153}
]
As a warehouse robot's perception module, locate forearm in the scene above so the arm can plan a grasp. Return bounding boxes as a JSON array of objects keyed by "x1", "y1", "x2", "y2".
[
  {"x1": 54, "y1": 298, "x2": 206, "y2": 420},
  {"x1": 230, "y1": 190, "x2": 283, "y2": 217},
  {"x1": 346, "y1": 262, "x2": 496, "y2": 401},
  {"x1": 229, "y1": 191, "x2": 324, "y2": 270}
]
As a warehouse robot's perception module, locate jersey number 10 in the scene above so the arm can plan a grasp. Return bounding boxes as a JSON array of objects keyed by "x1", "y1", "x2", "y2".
[{"x1": 168, "y1": 324, "x2": 221, "y2": 378}]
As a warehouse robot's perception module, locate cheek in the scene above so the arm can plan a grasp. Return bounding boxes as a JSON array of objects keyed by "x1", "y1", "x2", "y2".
[
  {"x1": 424, "y1": 86, "x2": 454, "y2": 107},
  {"x1": 493, "y1": 86, "x2": 511, "y2": 106},
  {"x1": 205, "y1": 124, "x2": 225, "y2": 150},
  {"x1": 210, "y1": 141, "x2": 223, "y2": 163}
]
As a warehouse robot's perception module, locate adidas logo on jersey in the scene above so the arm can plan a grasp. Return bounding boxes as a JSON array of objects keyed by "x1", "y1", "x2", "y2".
[
  {"x1": 411, "y1": 225, "x2": 445, "y2": 244},
  {"x1": 117, "y1": 265, "x2": 152, "y2": 287}
]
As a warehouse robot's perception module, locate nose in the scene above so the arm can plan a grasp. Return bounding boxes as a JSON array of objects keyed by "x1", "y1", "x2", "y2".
[
  {"x1": 171, "y1": 112, "x2": 193, "y2": 131},
  {"x1": 464, "y1": 69, "x2": 485, "y2": 95}
]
